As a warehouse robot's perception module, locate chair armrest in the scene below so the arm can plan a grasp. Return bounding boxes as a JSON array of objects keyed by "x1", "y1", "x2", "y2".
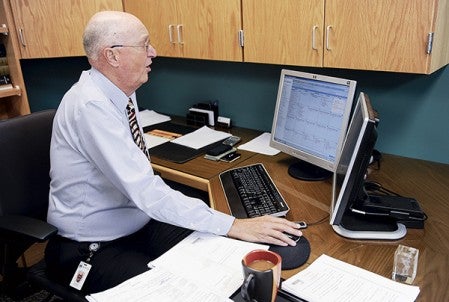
[{"x1": 0, "y1": 215, "x2": 58, "y2": 242}]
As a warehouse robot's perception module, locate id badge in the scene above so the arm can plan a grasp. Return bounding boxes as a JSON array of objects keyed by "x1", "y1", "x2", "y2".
[{"x1": 70, "y1": 261, "x2": 92, "y2": 290}]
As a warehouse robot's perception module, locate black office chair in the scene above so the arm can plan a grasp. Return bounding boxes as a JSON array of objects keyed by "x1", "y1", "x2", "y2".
[{"x1": 0, "y1": 110, "x2": 86, "y2": 301}]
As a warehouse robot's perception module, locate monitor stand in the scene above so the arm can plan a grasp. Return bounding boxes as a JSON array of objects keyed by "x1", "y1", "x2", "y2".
[
  {"x1": 332, "y1": 212, "x2": 407, "y2": 240},
  {"x1": 288, "y1": 160, "x2": 332, "y2": 181}
]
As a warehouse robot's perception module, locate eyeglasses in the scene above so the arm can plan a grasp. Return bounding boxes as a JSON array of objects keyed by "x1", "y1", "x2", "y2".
[{"x1": 110, "y1": 44, "x2": 153, "y2": 53}]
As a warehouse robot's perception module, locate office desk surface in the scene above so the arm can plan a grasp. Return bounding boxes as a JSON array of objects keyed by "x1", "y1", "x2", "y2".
[
  {"x1": 150, "y1": 125, "x2": 262, "y2": 191},
  {"x1": 209, "y1": 153, "x2": 449, "y2": 302}
]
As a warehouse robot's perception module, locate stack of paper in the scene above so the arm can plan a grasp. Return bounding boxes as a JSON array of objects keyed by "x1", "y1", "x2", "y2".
[
  {"x1": 170, "y1": 126, "x2": 231, "y2": 149},
  {"x1": 138, "y1": 109, "x2": 171, "y2": 127},
  {"x1": 86, "y1": 232, "x2": 268, "y2": 302},
  {"x1": 282, "y1": 254, "x2": 420, "y2": 302}
]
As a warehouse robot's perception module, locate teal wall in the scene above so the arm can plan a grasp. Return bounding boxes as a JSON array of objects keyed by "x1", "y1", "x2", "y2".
[{"x1": 21, "y1": 57, "x2": 449, "y2": 164}]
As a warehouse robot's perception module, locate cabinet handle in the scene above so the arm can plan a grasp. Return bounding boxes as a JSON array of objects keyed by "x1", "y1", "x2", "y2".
[
  {"x1": 18, "y1": 28, "x2": 26, "y2": 47},
  {"x1": 168, "y1": 24, "x2": 175, "y2": 44},
  {"x1": 312, "y1": 25, "x2": 318, "y2": 50},
  {"x1": 177, "y1": 24, "x2": 184, "y2": 44},
  {"x1": 238, "y1": 30, "x2": 244, "y2": 47},
  {"x1": 325, "y1": 25, "x2": 332, "y2": 50},
  {"x1": 426, "y1": 32, "x2": 434, "y2": 54}
]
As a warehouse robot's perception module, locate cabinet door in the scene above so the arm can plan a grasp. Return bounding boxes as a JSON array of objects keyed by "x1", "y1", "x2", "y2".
[
  {"x1": 10, "y1": 0, "x2": 123, "y2": 58},
  {"x1": 324, "y1": 0, "x2": 435, "y2": 73},
  {"x1": 242, "y1": 0, "x2": 324, "y2": 67},
  {"x1": 123, "y1": 0, "x2": 180, "y2": 58},
  {"x1": 177, "y1": 0, "x2": 242, "y2": 61},
  {"x1": 125, "y1": 0, "x2": 242, "y2": 61}
]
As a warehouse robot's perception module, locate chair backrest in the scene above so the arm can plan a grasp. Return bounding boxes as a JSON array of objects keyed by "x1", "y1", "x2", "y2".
[{"x1": 0, "y1": 110, "x2": 56, "y2": 220}]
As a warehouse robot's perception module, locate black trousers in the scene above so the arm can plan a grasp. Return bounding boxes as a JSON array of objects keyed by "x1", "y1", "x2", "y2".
[
  {"x1": 45, "y1": 219, "x2": 193, "y2": 294},
  {"x1": 45, "y1": 180, "x2": 207, "y2": 294},
  {"x1": 45, "y1": 220, "x2": 192, "y2": 293}
]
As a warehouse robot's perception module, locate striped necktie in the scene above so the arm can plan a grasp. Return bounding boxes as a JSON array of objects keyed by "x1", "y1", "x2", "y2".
[{"x1": 126, "y1": 98, "x2": 150, "y2": 160}]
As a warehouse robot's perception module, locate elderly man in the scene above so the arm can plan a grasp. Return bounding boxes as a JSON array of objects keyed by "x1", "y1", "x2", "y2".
[{"x1": 45, "y1": 11, "x2": 302, "y2": 293}]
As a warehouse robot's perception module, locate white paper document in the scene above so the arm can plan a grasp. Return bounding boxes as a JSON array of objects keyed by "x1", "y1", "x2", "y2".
[
  {"x1": 143, "y1": 133, "x2": 171, "y2": 148},
  {"x1": 171, "y1": 126, "x2": 231, "y2": 149},
  {"x1": 86, "y1": 232, "x2": 268, "y2": 302},
  {"x1": 282, "y1": 254, "x2": 420, "y2": 302},
  {"x1": 138, "y1": 109, "x2": 171, "y2": 127},
  {"x1": 148, "y1": 231, "x2": 268, "y2": 297},
  {"x1": 86, "y1": 266, "x2": 232, "y2": 302},
  {"x1": 238, "y1": 132, "x2": 280, "y2": 156}
]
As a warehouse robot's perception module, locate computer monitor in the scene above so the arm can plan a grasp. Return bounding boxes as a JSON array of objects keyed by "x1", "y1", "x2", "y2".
[
  {"x1": 330, "y1": 92, "x2": 407, "y2": 240},
  {"x1": 270, "y1": 69, "x2": 357, "y2": 181}
]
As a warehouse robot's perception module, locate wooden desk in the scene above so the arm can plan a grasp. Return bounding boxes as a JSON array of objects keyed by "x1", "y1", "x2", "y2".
[
  {"x1": 209, "y1": 153, "x2": 449, "y2": 301},
  {"x1": 150, "y1": 125, "x2": 261, "y2": 198}
]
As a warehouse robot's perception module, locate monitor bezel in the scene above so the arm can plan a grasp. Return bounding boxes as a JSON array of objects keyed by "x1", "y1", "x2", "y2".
[
  {"x1": 269, "y1": 69, "x2": 357, "y2": 174},
  {"x1": 330, "y1": 92, "x2": 374, "y2": 225},
  {"x1": 329, "y1": 92, "x2": 406, "y2": 240}
]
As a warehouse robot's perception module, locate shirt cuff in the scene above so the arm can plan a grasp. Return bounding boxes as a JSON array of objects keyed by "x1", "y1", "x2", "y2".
[{"x1": 189, "y1": 208, "x2": 235, "y2": 236}]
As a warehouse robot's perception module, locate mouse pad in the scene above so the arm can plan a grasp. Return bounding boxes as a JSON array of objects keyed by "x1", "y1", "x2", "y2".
[{"x1": 269, "y1": 236, "x2": 310, "y2": 270}]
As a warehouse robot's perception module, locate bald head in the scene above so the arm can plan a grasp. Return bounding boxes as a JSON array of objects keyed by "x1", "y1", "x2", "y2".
[
  {"x1": 83, "y1": 11, "x2": 146, "y2": 62},
  {"x1": 82, "y1": 11, "x2": 155, "y2": 96}
]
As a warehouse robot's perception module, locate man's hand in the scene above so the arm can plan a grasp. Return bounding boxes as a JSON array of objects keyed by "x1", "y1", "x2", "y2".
[{"x1": 227, "y1": 215, "x2": 303, "y2": 246}]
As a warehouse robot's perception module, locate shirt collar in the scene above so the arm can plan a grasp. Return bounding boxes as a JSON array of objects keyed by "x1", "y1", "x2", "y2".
[{"x1": 89, "y1": 67, "x2": 136, "y2": 111}]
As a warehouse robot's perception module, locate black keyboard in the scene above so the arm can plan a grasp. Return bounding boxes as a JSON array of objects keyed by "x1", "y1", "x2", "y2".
[{"x1": 219, "y1": 163, "x2": 290, "y2": 218}]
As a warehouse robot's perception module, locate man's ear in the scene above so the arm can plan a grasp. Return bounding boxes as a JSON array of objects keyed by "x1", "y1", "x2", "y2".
[{"x1": 104, "y1": 48, "x2": 120, "y2": 67}]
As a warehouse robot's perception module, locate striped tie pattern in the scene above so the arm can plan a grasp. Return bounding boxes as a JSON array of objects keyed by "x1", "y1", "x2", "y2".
[{"x1": 126, "y1": 98, "x2": 150, "y2": 160}]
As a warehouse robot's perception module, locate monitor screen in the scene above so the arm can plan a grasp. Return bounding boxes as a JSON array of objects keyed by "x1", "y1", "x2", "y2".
[
  {"x1": 330, "y1": 92, "x2": 406, "y2": 240},
  {"x1": 270, "y1": 69, "x2": 357, "y2": 181}
]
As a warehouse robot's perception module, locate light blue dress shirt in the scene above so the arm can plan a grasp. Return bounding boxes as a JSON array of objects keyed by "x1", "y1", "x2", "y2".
[{"x1": 47, "y1": 68, "x2": 234, "y2": 242}]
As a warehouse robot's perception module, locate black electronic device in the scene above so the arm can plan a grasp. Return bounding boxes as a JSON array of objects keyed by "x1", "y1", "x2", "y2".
[
  {"x1": 352, "y1": 194, "x2": 426, "y2": 228},
  {"x1": 330, "y1": 92, "x2": 407, "y2": 240},
  {"x1": 220, "y1": 152, "x2": 241, "y2": 162},
  {"x1": 222, "y1": 135, "x2": 241, "y2": 146},
  {"x1": 219, "y1": 163, "x2": 290, "y2": 218},
  {"x1": 270, "y1": 69, "x2": 357, "y2": 181},
  {"x1": 206, "y1": 144, "x2": 232, "y2": 156},
  {"x1": 357, "y1": 195, "x2": 425, "y2": 219}
]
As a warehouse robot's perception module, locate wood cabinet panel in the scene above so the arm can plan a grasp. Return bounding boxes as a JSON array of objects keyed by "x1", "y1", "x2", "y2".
[
  {"x1": 10, "y1": 0, "x2": 123, "y2": 58},
  {"x1": 242, "y1": 0, "x2": 324, "y2": 67},
  {"x1": 324, "y1": 0, "x2": 436, "y2": 73},
  {"x1": 124, "y1": 1, "x2": 179, "y2": 58},
  {"x1": 124, "y1": 0, "x2": 242, "y2": 61},
  {"x1": 242, "y1": 0, "x2": 449, "y2": 74}
]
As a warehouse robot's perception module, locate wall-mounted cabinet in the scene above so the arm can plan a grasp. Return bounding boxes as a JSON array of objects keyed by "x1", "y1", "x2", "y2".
[
  {"x1": 242, "y1": 0, "x2": 324, "y2": 67},
  {"x1": 123, "y1": 0, "x2": 242, "y2": 62},
  {"x1": 9, "y1": 0, "x2": 123, "y2": 59},
  {"x1": 242, "y1": 0, "x2": 449, "y2": 74},
  {"x1": 127, "y1": 0, "x2": 448, "y2": 74},
  {"x1": 323, "y1": 0, "x2": 449, "y2": 74},
  {"x1": 0, "y1": 0, "x2": 28, "y2": 120},
  {"x1": 0, "y1": 0, "x2": 447, "y2": 119}
]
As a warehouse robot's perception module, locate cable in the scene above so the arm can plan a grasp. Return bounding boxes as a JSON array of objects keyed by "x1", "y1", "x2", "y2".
[
  {"x1": 364, "y1": 181, "x2": 402, "y2": 197},
  {"x1": 306, "y1": 214, "x2": 330, "y2": 227}
]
